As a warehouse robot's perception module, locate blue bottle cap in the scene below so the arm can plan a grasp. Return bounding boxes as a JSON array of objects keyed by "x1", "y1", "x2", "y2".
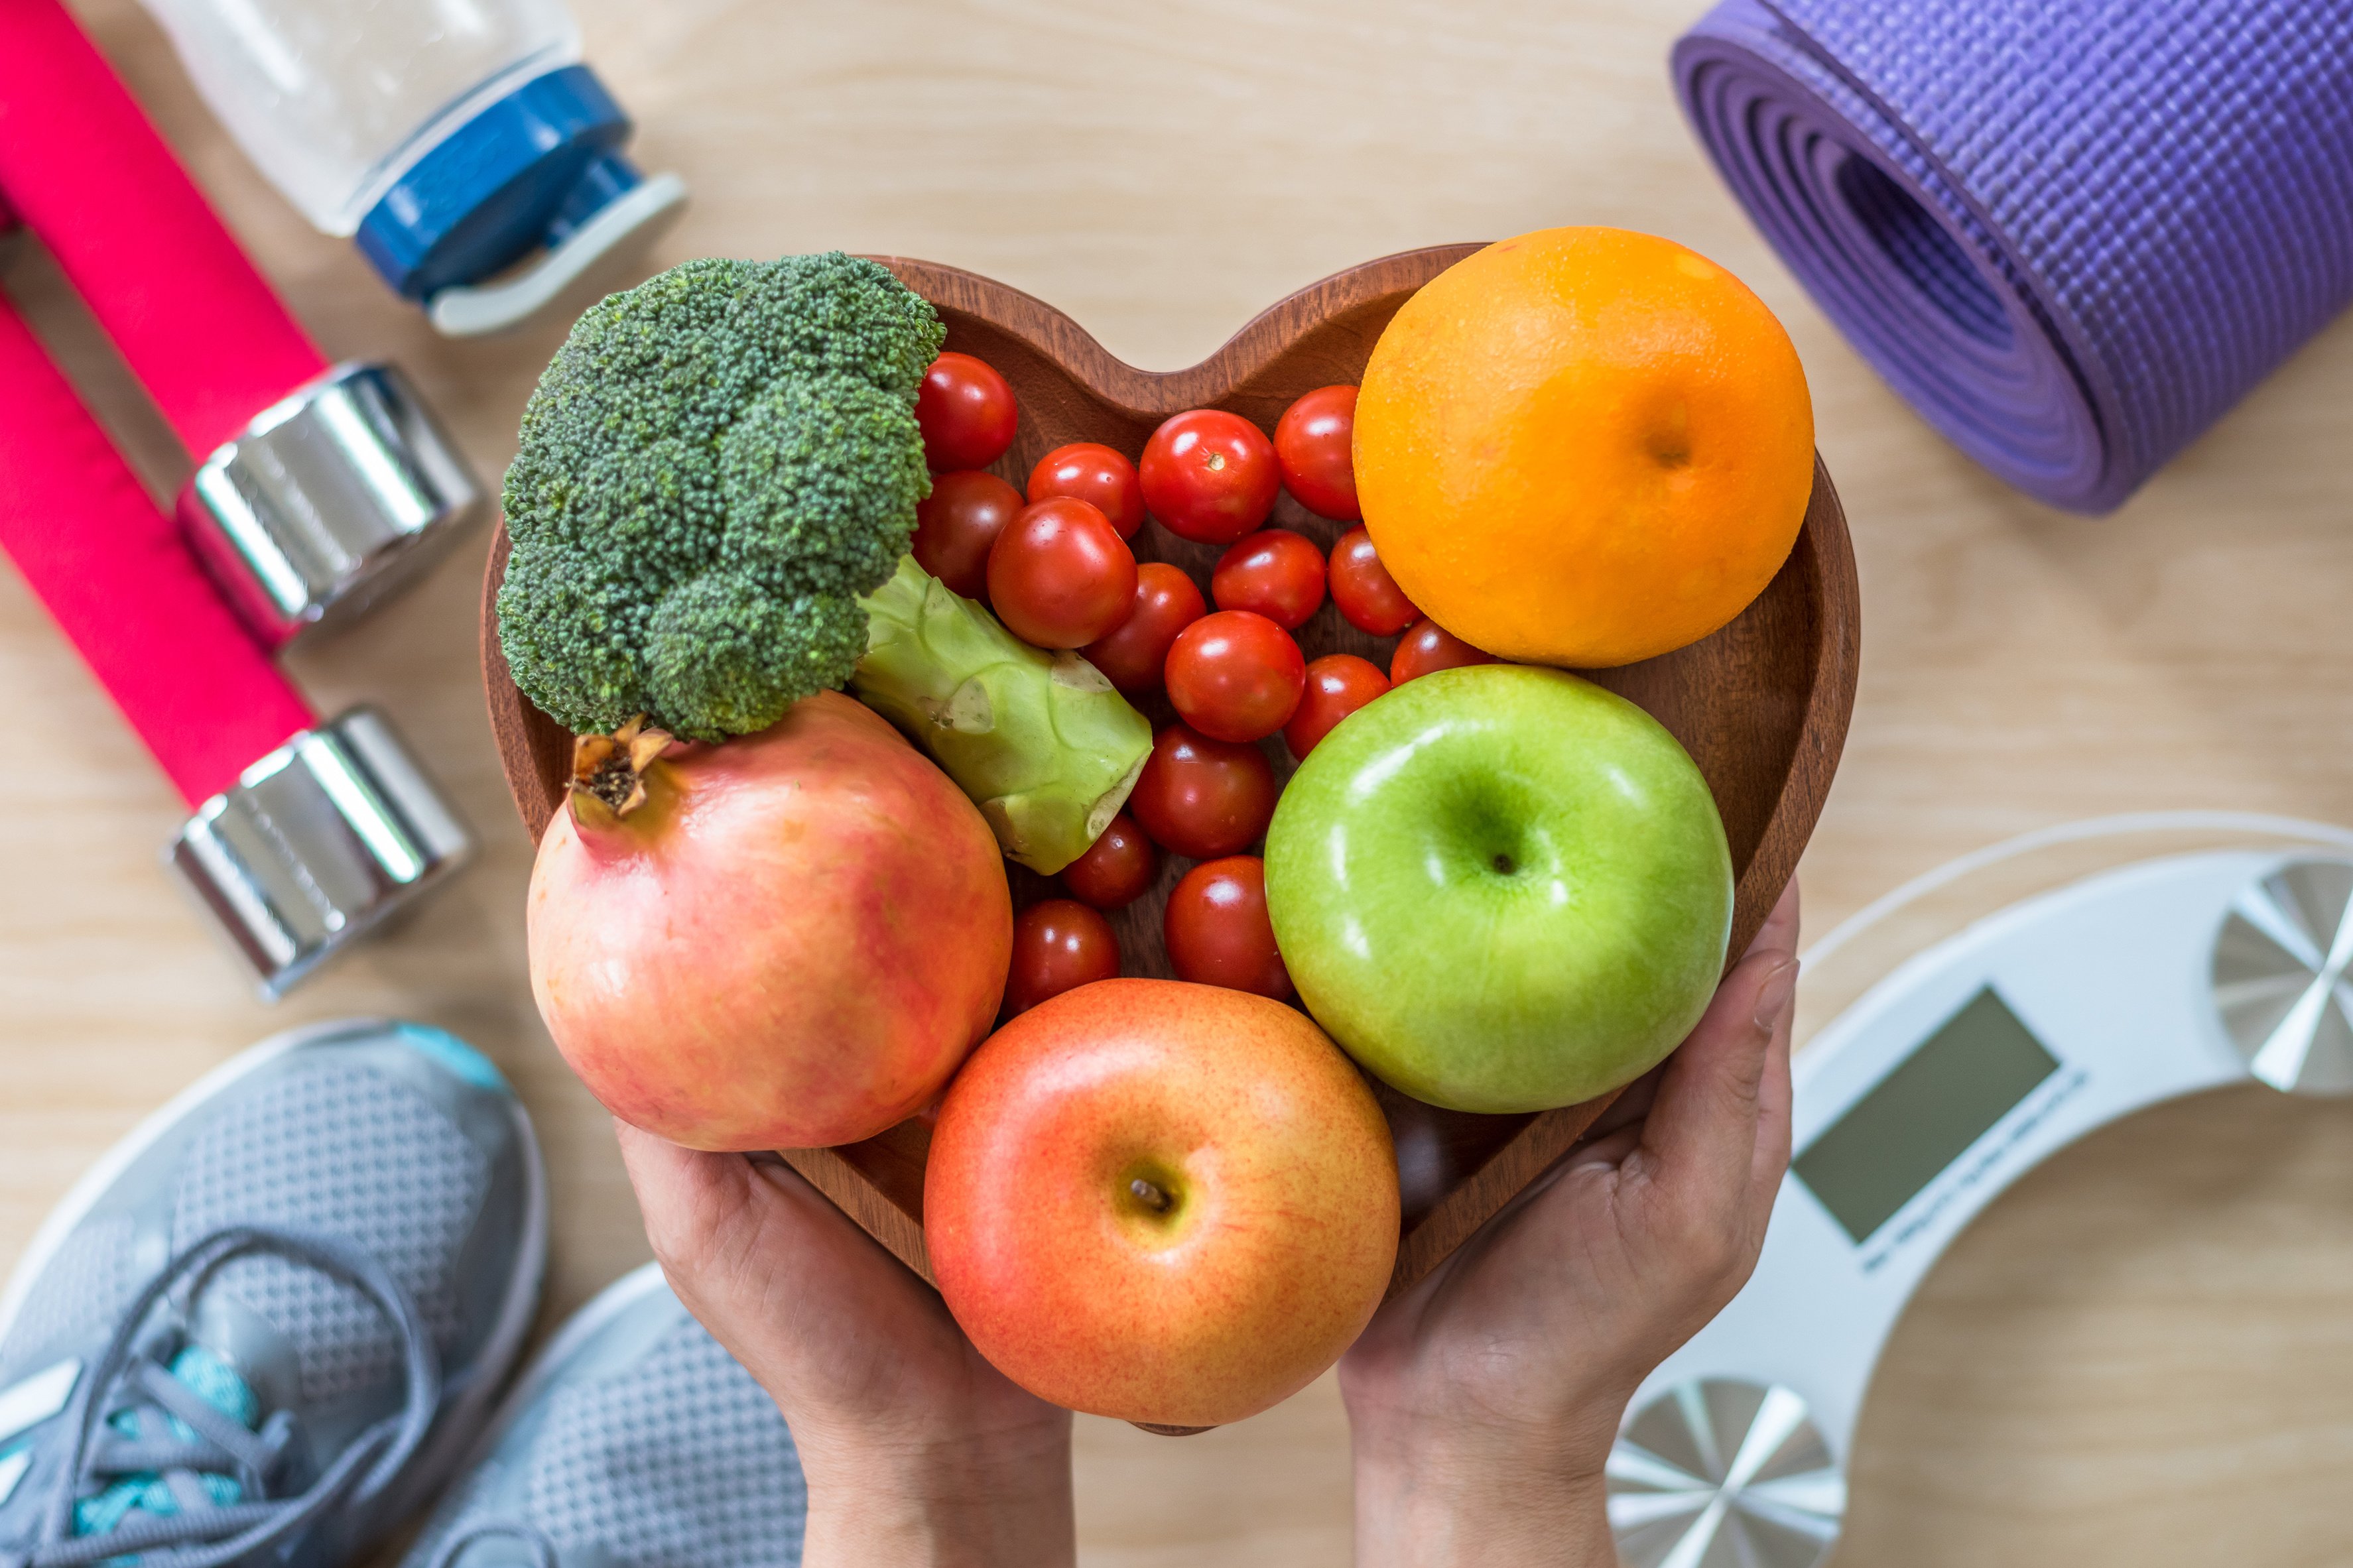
[{"x1": 356, "y1": 64, "x2": 642, "y2": 302}]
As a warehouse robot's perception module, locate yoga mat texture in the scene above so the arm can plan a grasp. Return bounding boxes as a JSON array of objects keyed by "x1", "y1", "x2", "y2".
[{"x1": 1674, "y1": 1, "x2": 2353, "y2": 513}]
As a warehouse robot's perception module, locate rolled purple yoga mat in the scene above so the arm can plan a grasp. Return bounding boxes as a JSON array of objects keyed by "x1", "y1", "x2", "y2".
[{"x1": 1673, "y1": 1, "x2": 2353, "y2": 513}]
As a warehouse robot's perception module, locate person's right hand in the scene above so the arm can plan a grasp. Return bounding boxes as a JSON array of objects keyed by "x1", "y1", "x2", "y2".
[{"x1": 1340, "y1": 881, "x2": 1801, "y2": 1568}]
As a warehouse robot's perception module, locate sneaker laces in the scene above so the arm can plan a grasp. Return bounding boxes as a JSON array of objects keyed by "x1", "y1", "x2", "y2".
[
  {"x1": 5, "y1": 1226, "x2": 440, "y2": 1568},
  {"x1": 425, "y1": 1520, "x2": 560, "y2": 1568}
]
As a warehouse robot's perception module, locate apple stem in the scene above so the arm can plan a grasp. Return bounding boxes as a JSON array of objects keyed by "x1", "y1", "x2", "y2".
[{"x1": 1129, "y1": 1177, "x2": 1172, "y2": 1213}]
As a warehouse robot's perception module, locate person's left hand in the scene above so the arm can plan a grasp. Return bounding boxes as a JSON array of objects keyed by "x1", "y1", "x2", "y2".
[{"x1": 617, "y1": 1126, "x2": 1073, "y2": 1568}]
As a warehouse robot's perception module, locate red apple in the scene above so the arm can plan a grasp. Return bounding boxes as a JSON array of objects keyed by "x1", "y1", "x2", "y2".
[
  {"x1": 925, "y1": 978, "x2": 1398, "y2": 1427},
  {"x1": 529, "y1": 692, "x2": 1011, "y2": 1150}
]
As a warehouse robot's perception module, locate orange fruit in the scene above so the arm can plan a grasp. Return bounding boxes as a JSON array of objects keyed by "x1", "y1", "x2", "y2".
[{"x1": 1353, "y1": 227, "x2": 1814, "y2": 668}]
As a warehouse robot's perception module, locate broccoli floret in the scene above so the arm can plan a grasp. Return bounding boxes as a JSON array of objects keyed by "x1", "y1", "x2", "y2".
[{"x1": 496, "y1": 252, "x2": 946, "y2": 741}]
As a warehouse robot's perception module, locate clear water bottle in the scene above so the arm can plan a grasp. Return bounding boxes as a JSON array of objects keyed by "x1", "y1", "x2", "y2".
[{"x1": 139, "y1": 0, "x2": 686, "y2": 335}]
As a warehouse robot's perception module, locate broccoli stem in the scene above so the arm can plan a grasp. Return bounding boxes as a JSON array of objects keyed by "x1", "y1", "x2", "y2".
[{"x1": 852, "y1": 556, "x2": 1153, "y2": 875}]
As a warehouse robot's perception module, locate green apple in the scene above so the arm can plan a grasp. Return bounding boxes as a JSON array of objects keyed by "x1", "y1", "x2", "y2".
[{"x1": 1263, "y1": 664, "x2": 1732, "y2": 1113}]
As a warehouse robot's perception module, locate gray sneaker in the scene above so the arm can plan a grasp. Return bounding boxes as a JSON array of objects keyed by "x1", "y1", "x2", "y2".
[
  {"x1": 0, "y1": 1018, "x2": 545, "y2": 1567},
  {"x1": 405, "y1": 1264, "x2": 806, "y2": 1568}
]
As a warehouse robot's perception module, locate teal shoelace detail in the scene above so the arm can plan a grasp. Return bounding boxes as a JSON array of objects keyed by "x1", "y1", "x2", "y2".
[
  {"x1": 8, "y1": 1227, "x2": 441, "y2": 1568},
  {"x1": 71, "y1": 1348, "x2": 257, "y2": 1546}
]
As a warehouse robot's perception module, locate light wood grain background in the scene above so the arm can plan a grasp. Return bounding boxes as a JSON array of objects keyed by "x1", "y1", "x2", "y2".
[{"x1": 5, "y1": 2, "x2": 2353, "y2": 1564}]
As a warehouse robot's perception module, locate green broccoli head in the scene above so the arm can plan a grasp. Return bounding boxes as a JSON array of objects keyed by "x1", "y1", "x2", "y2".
[{"x1": 497, "y1": 252, "x2": 947, "y2": 741}]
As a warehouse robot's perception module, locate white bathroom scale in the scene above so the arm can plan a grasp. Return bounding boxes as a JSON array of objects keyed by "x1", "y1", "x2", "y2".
[{"x1": 1606, "y1": 814, "x2": 2353, "y2": 1568}]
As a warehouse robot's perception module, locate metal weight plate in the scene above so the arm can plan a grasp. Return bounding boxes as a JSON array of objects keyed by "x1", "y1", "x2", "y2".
[
  {"x1": 2211, "y1": 857, "x2": 2353, "y2": 1094},
  {"x1": 1607, "y1": 1378, "x2": 1844, "y2": 1568}
]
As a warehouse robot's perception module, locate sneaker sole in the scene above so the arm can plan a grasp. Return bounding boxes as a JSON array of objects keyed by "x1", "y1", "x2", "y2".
[{"x1": 0, "y1": 1018, "x2": 550, "y2": 1537}]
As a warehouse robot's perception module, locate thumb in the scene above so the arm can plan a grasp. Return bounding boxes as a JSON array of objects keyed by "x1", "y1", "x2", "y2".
[{"x1": 1635, "y1": 884, "x2": 1801, "y2": 1205}]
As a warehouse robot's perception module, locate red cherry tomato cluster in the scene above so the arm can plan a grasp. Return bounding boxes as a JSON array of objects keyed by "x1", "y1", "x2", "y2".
[
  {"x1": 913, "y1": 358, "x2": 1151, "y2": 660},
  {"x1": 1165, "y1": 856, "x2": 1289, "y2": 998},
  {"x1": 917, "y1": 353, "x2": 1019, "y2": 471},
  {"x1": 1082, "y1": 564, "x2": 1204, "y2": 694},
  {"x1": 1328, "y1": 525, "x2": 1418, "y2": 636},
  {"x1": 1060, "y1": 814, "x2": 1159, "y2": 910},
  {"x1": 1031, "y1": 443, "x2": 1145, "y2": 538},
  {"x1": 1391, "y1": 617, "x2": 1499, "y2": 684},
  {"x1": 913, "y1": 471, "x2": 1023, "y2": 599},
  {"x1": 987, "y1": 497, "x2": 1136, "y2": 648},
  {"x1": 1140, "y1": 410, "x2": 1280, "y2": 545},
  {"x1": 1167, "y1": 611, "x2": 1306, "y2": 743},
  {"x1": 1212, "y1": 529, "x2": 1325, "y2": 630},
  {"x1": 1285, "y1": 654, "x2": 1389, "y2": 758},
  {"x1": 918, "y1": 359, "x2": 1507, "y2": 1014},
  {"x1": 1273, "y1": 385, "x2": 1360, "y2": 522},
  {"x1": 1004, "y1": 898, "x2": 1119, "y2": 1017},
  {"x1": 1129, "y1": 723, "x2": 1278, "y2": 861}
]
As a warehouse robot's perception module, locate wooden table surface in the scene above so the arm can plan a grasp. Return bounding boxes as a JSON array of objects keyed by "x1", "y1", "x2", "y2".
[{"x1": 7, "y1": 2, "x2": 2353, "y2": 1563}]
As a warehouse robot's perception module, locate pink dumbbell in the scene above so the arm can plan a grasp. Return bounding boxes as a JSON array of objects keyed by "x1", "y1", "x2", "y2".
[
  {"x1": 0, "y1": 0, "x2": 485, "y2": 649},
  {"x1": 0, "y1": 0, "x2": 477, "y2": 992}
]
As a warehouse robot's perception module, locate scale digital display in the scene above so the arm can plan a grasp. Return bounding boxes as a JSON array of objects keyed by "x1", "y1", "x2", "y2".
[{"x1": 1795, "y1": 987, "x2": 2061, "y2": 1244}]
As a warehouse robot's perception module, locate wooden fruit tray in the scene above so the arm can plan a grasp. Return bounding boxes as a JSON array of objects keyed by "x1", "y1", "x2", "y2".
[{"x1": 483, "y1": 244, "x2": 1860, "y2": 1311}]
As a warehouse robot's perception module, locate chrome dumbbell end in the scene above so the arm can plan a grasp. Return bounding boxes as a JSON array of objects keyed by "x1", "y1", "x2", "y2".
[
  {"x1": 168, "y1": 706, "x2": 472, "y2": 998},
  {"x1": 178, "y1": 361, "x2": 485, "y2": 648}
]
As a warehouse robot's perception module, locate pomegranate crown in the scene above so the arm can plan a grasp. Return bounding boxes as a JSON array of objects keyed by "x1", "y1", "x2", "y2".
[{"x1": 568, "y1": 716, "x2": 674, "y2": 823}]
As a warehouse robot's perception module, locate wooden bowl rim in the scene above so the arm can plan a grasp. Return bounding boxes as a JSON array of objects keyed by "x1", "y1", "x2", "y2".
[{"x1": 869, "y1": 243, "x2": 1489, "y2": 416}]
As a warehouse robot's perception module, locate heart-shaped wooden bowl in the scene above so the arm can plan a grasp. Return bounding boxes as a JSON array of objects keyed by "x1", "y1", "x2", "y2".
[{"x1": 483, "y1": 243, "x2": 1859, "y2": 1366}]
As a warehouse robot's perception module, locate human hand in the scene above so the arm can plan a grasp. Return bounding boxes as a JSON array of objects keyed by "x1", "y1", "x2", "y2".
[
  {"x1": 617, "y1": 1126, "x2": 1074, "y2": 1568},
  {"x1": 1340, "y1": 881, "x2": 1801, "y2": 1568}
]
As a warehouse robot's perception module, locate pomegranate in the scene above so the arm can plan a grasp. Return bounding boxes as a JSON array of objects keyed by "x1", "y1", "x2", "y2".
[{"x1": 528, "y1": 692, "x2": 1012, "y2": 1150}]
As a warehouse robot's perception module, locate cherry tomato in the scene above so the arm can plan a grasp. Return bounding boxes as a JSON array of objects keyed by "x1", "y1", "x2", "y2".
[
  {"x1": 987, "y1": 498, "x2": 1138, "y2": 648},
  {"x1": 1080, "y1": 562, "x2": 1206, "y2": 693},
  {"x1": 1211, "y1": 529, "x2": 1326, "y2": 631},
  {"x1": 917, "y1": 353, "x2": 1019, "y2": 471},
  {"x1": 1165, "y1": 610, "x2": 1307, "y2": 743},
  {"x1": 1029, "y1": 442, "x2": 1145, "y2": 539},
  {"x1": 1059, "y1": 814, "x2": 1160, "y2": 910},
  {"x1": 1327, "y1": 525, "x2": 1419, "y2": 636},
  {"x1": 912, "y1": 470, "x2": 1023, "y2": 599},
  {"x1": 1283, "y1": 654, "x2": 1391, "y2": 759},
  {"x1": 1164, "y1": 856, "x2": 1291, "y2": 998},
  {"x1": 1127, "y1": 723, "x2": 1278, "y2": 860},
  {"x1": 1391, "y1": 617, "x2": 1501, "y2": 684},
  {"x1": 1004, "y1": 898, "x2": 1121, "y2": 1016},
  {"x1": 1273, "y1": 385, "x2": 1360, "y2": 520},
  {"x1": 1139, "y1": 409, "x2": 1279, "y2": 544}
]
